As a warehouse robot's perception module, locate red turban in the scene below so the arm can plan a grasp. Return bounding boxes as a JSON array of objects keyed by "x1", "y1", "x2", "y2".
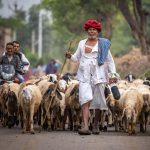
[{"x1": 84, "y1": 20, "x2": 102, "y2": 32}]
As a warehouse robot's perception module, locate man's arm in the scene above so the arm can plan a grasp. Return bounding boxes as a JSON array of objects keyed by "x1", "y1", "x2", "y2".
[
  {"x1": 15, "y1": 55, "x2": 23, "y2": 74},
  {"x1": 66, "y1": 41, "x2": 82, "y2": 62},
  {"x1": 21, "y1": 53, "x2": 30, "y2": 72},
  {"x1": 105, "y1": 51, "x2": 116, "y2": 73}
]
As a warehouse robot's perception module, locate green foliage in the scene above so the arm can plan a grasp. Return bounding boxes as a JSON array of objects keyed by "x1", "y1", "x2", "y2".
[
  {"x1": 23, "y1": 48, "x2": 45, "y2": 67},
  {"x1": 0, "y1": 17, "x2": 23, "y2": 29},
  {"x1": 111, "y1": 13, "x2": 136, "y2": 56},
  {"x1": 139, "y1": 67, "x2": 150, "y2": 79},
  {"x1": 142, "y1": 0, "x2": 150, "y2": 41},
  {"x1": 28, "y1": 5, "x2": 41, "y2": 30},
  {"x1": 144, "y1": 67, "x2": 150, "y2": 78},
  {"x1": 42, "y1": 0, "x2": 116, "y2": 35}
]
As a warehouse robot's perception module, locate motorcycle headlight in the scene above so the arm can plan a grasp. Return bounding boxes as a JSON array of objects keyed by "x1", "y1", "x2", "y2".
[{"x1": 1, "y1": 72, "x2": 14, "y2": 80}]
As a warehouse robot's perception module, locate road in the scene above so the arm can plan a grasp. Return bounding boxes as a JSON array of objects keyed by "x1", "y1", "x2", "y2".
[{"x1": 0, "y1": 124, "x2": 150, "y2": 150}]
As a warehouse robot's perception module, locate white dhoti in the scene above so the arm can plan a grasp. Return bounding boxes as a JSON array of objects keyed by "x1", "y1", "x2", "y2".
[
  {"x1": 90, "y1": 83, "x2": 108, "y2": 110},
  {"x1": 79, "y1": 82, "x2": 108, "y2": 110}
]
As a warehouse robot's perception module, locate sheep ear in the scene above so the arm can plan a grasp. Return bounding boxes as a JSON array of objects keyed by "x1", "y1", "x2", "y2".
[
  {"x1": 143, "y1": 94, "x2": 148, "y2": 101},
  {"x1": 70, "y1": 85, "x2": 79, "y2": 96},
  {"x1": 56, "y1": 89, "x2": 62, "y2": 100},
  {"x1": 43, "y1": 88, "x2": 52, "y2": 100},
  {"x1": 104, "y1": 86, "x2": 111, "y2": 98}
]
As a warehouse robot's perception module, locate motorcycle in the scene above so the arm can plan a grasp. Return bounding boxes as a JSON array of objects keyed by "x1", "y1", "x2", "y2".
[{"x1": 0, "y1": 64, "x2": 19, "y2": 84}]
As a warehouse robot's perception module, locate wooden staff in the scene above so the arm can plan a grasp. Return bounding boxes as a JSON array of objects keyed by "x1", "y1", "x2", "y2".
[{"x1": 39, "y1": 41, "x2": 73, "y2": 132}]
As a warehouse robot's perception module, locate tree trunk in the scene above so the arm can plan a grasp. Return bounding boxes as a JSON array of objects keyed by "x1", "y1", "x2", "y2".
[
  {"x1": 118, "y1": 0, "x2": 150, "y2": 55},
  {"x1": 102, "y1": 15, "x2": 113, "y2": 40}
]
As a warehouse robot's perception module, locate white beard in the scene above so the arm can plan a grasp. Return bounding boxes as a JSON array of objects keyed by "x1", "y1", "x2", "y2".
[{"x1": 88, "y1": 35, "x2": 97, "y2": 40}]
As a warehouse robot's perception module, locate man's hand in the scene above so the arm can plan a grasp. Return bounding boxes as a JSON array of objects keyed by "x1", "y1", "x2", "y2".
[
  {"x1": 108, "y1": 72, "x2": 120, "y2": 84},
  {"x1": 65, "y1": 52, "x2": 72, "y2": 59},
  {"x1": 21, "y1": 70, "x2": 26, "y2": 75},
  {"x1": 109, "y1": 78, "x2": 118, "y2": 84}
]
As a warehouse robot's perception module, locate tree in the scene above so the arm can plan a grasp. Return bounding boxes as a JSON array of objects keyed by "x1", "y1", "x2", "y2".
[
  {"x1": 42, "y1": 0, "x2": 117, "y2": 40},
  {"x1": 117, "y1": 0, "x2": 150, "y2": 55}
]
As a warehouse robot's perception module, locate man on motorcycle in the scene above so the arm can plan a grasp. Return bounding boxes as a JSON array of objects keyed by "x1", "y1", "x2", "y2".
[
  {"x1": 0, "y1": 42, "x2": 23, "y2": 84},
  {"x1": 13, "y1": 41, "x2": 30, "y2": 82}
]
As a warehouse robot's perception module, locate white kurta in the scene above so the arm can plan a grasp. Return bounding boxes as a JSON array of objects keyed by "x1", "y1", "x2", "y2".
[{"x1": 71, "y1": 39, "x2": 116, "y2": 109}]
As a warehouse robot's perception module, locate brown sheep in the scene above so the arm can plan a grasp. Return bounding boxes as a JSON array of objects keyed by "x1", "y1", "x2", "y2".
[
  {"x1": 137, "y1": 85, "x2": 150, "y2": 132},
  {"x1": 6, "y1": 83, "x2": 20, "y2": 128},
  {"x1": 40, "y1": 83, "x2": 63, "y2": 131},
  {"x1": 0, "y1": 83, "x2": 10, "y2": 127},
  {"x1": 64, "y1": 82, "x2": 81, "y2": 131},
  {"x1": 106, "y1": 94, "x2": 123, "y2": 131}
]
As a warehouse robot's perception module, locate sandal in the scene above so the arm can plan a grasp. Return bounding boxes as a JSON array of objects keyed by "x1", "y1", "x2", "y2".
[
  {"x1": 78, "y1": 128, "x2": 91, "y2": 135},
  {"x1": 92, "y1": 126, "x2": 100, "y2": 135}
]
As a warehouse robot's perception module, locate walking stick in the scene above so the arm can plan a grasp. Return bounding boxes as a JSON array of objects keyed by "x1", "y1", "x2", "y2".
[{"x1": 39, "y1": 41, "x2": 73, "y2": 132}]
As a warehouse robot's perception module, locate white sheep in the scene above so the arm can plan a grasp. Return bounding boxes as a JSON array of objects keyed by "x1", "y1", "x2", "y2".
[
  {"x1": 120, "y1": 88, "x2": 143, "y2": 135},
  {"x1": 20, "y1": 84, "x2": 42, "y2": 134}
]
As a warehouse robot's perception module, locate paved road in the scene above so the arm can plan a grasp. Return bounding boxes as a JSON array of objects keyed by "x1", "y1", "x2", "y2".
[{"x1": 0, "y1": 124, "x2": 150, "y2": 150}]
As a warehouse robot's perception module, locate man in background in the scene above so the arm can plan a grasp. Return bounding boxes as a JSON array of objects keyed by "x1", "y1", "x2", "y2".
[{"x1": 13, "y1": 41, "x2": 30, "y2": 82}]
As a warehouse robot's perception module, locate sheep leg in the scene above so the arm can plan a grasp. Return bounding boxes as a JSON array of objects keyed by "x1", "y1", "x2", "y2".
[
  {"x1": 37, "y1": 105, "x2": 41, "y2": 126},
  {"x1": 108, "y1": 111, "x2": 113, "y2": 127},
  {"x1": 145, "y1": 113, "x2": 149, "y2": 132},
  {"x1": 3, "y1": 113, "x2": 8, "y2": 127},
  {"x1": 132, "y1": 123, "x2": 136, "y2": 134},
  {"x1": 68, "y1": 108, "x2": 73, "y2": 130},
  {"x1": 114, "y1": 116, "x2": 118, "y2": 132},
  {"x1": 124, "y1": 118, "x2": 128, "y2": 133},
  {"x1": 19, "y1": 108, "x2": 24, "y2": 128},
  {"x1": 30, "y1": 105, "x2": 35, "y2": 134},
  {"x1": 47, "y1": 109, "x2": 52, "y2": 131},
  {"x1": 140, "y1": 113, "x2": 145, "y2": 133},
  {"x1": 41, "y1": 107, "x2": 44, "y2": 127},
  {"x1": 22, "y1": 108, "x2": 27, "y2": 134},
  {"x1": 14, "y1": 107, "x2": 19, "y2": 126},
  {"x1": 128, "y1": 120, "x2": 133, "y2": 135},
  {"x1": 62, "y1": 108, "x2": 67, "y2": 130}
]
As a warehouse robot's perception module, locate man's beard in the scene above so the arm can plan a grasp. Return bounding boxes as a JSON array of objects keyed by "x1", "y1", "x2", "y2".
[{"x1": 88, "y1": 34, "x2": 98, "y2": 40}]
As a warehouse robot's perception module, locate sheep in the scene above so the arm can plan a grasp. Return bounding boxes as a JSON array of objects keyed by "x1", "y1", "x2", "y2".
[
  {"x1": 64, "y1": 82, "x2": 81, "y2": 131},
  {"x1": 106, "y1": 94, "x2": 123, "y2": 131},
  {"x1": 131, "y1": 79, "x2": 144, "y2": 87},
  {"x1": 19, "y1": 84, "x2": 42, "y2": 134},
  {"x1": 37, "y1": 77, "x2": 67, "y2": 130},
  {"x1": 57, "y1": 79, "x2": 67, "y2": 93},
  {"x1": 46, "y1": 74, "x2": 57, "y2": 83},
  {"x1": 37, "y1": 79, "x2": 53, "y2": 96},
  {"x1": 5, "y1": 83, "x2": 20, "y2": 128},
  {"x1": 0, "y1": 83, "x2": 10, "y2": 127},
  {"x1": 137, "y1": 84, "x2": 150, "y2": 132},
  {"x1": 51, "y1": 91, "x2": 66, "y2": 130},
  {"x1": 120, "y1": 88, "x2": 143, "y2": 135},
  {"x1": 40, "y1": 83, "x2": 63, "y2": 131}
]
